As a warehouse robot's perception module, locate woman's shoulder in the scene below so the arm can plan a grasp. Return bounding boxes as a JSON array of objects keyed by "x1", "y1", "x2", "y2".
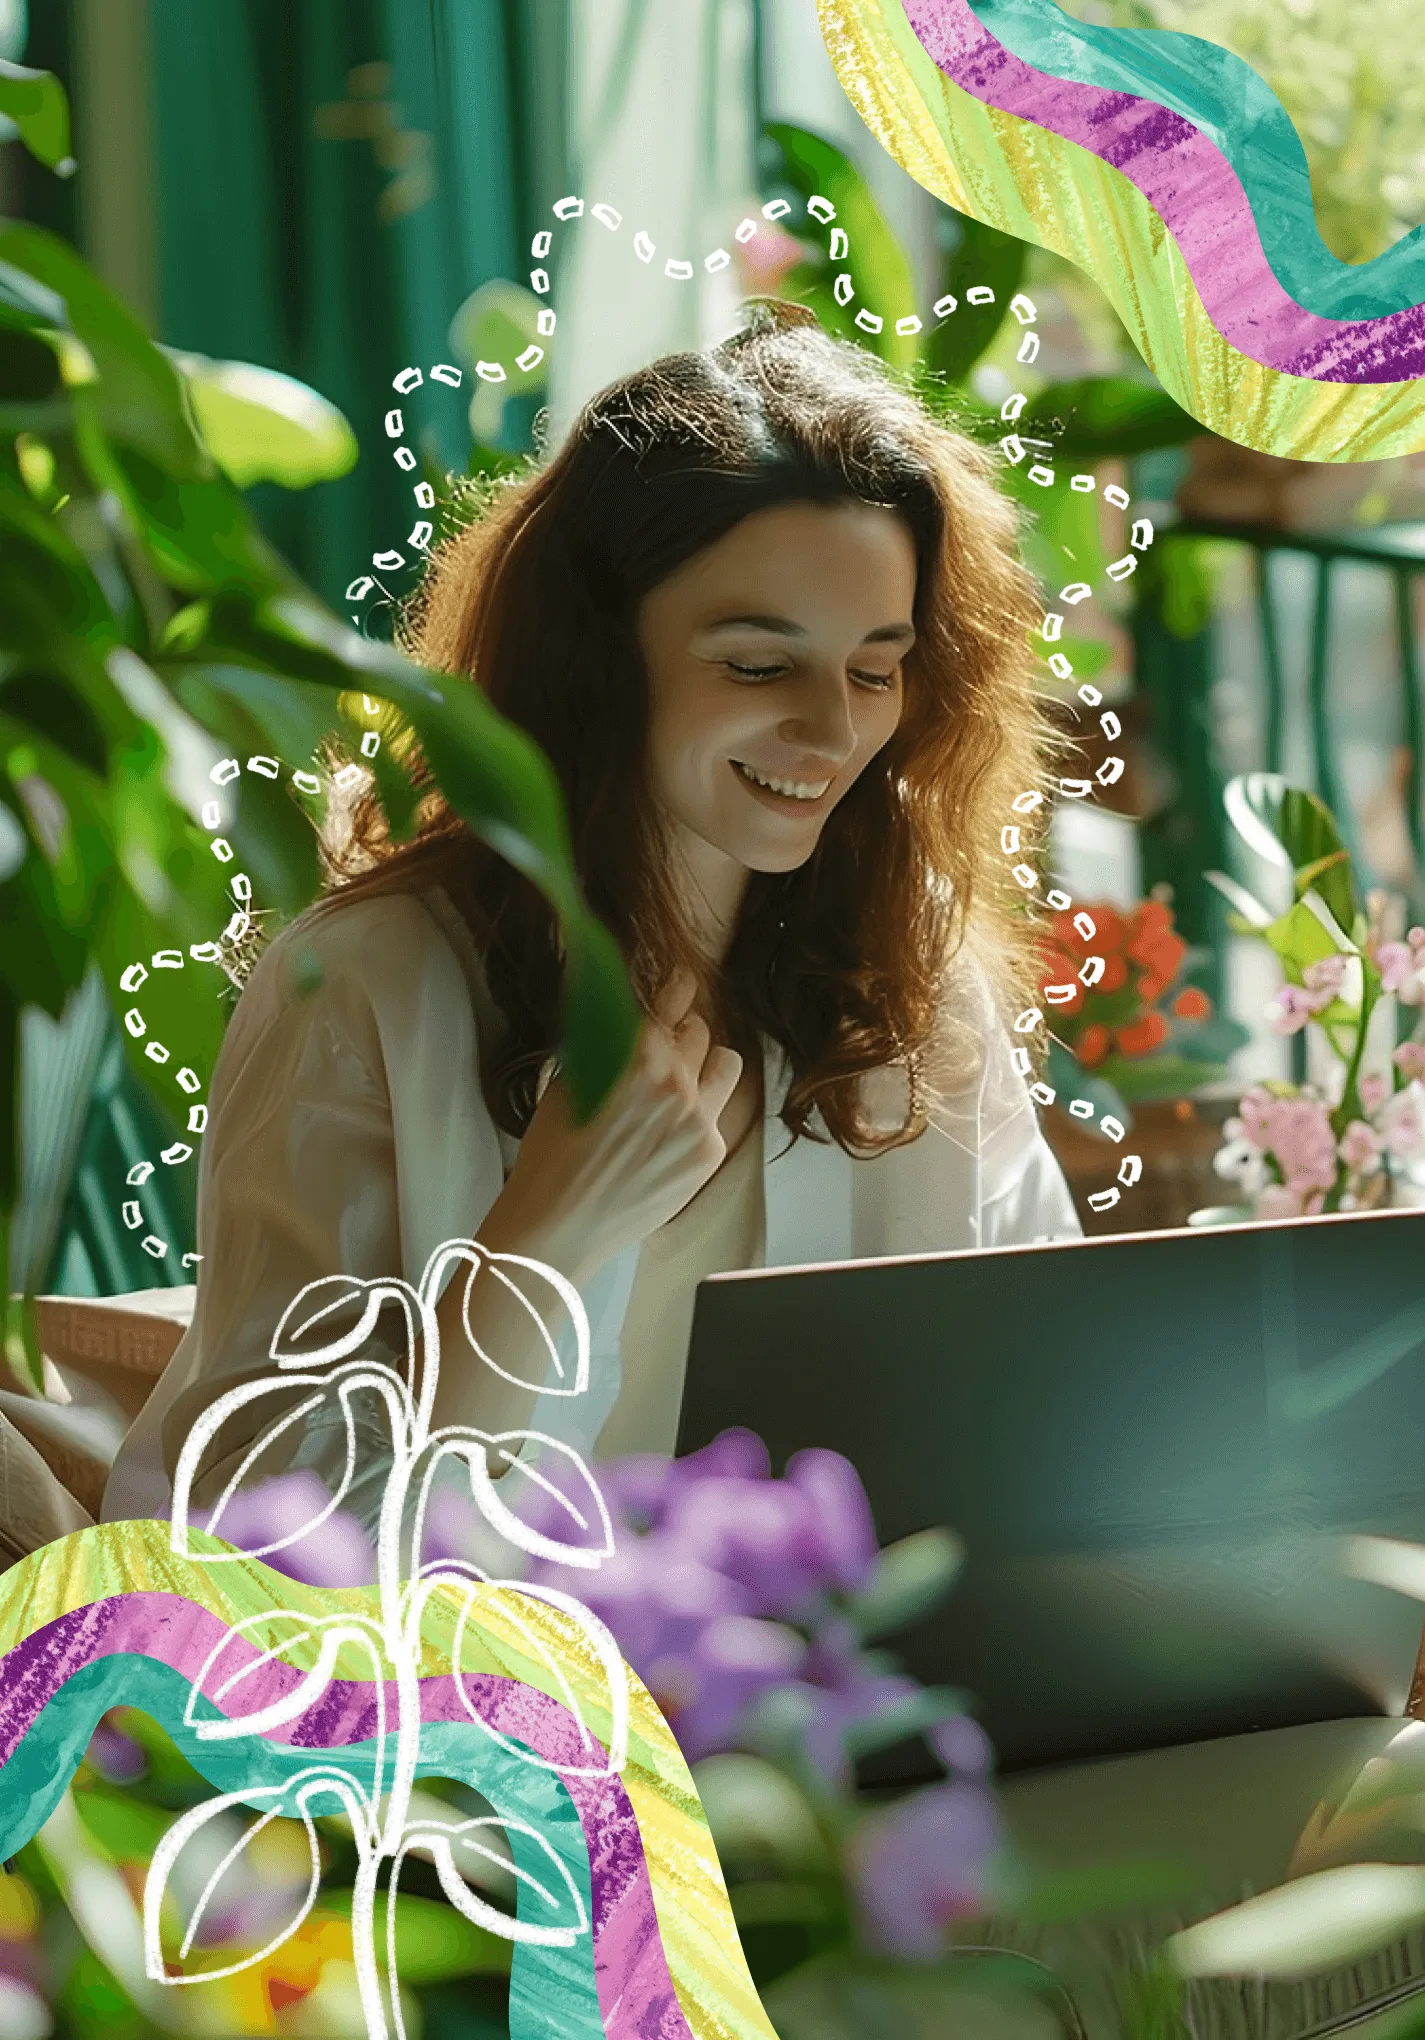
[{"x1": 245, "y1": 884, "x2": 475, "y2": 1028}]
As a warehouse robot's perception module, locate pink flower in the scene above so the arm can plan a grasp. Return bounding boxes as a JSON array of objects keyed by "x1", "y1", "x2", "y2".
[
  {"x1": 1394, "y1": 1042, "x2": 1425, "y2": 1082},
  {"x1": 1380, "y1": 1084, "x2": 1425, "y2": 1159},
  {"x1": 733, "y1": 222, "x2": 811, "y2": 294},
  {"x1": 1303, "y1": 956, "x2": 1347, "y2": 998},
  {"x1": 1338, "y1": 1119, "x2": 1384, "y2": 1173},
  {"x1": 1266, "y1": 985, "x2": 1325, "y2": 1034},
  {"x1": 1256, "y1": 1183, "x2": 1304, "y2": 1220},
  {"x1": 1238, "y1": 1087, "x2": 1339, "y2": 1195},
  {"x1": 1376, "y1": 942, "x2": 1415, "y2": 992},
  {"x1": 1376, "y1": 942, "x2": 1425, "y2": 1003},
  {"x1": 1359, "y1": 1071, "x2": 1391, "y2": 1114}
]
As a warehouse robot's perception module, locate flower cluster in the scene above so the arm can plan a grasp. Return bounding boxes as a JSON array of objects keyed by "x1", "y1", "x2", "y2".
[
  {"x1": 428, "y1": 1429, "x2": 1005, "y2": 1954},
  {"x1": 1215, "y1": 1076, "x2": 1425, "y2": 1218},
  {"x1": 163, "y1": 1436, "x2": 1005, "y2": 1969},
  {"x1": 1039, "y1": 897, "x2": 1207, "y2": 1070}
]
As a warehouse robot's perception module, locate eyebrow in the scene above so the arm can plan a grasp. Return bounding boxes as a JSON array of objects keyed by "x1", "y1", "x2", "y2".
[{"x1": 703, "y1": 614, "x2": 916, "y2": 644}]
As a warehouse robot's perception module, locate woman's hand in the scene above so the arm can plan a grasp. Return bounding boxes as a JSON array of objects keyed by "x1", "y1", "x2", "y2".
[{"x1": 483, "y1": 969, "x2": 744, "y2": 1283}]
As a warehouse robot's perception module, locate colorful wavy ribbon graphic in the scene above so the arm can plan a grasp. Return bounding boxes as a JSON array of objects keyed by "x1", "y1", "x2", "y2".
[
  {"x1": 819, "y1": 0, "x2": 1425, "y2": 458},
  {"x1": 0, "y1": 1520, "x2": 778, "y2": 2040}
]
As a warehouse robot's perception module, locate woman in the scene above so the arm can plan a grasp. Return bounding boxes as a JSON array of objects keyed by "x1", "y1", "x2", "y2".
[{"x1": 102, "y1": 304, "x2": 1080, "y2": 1537}]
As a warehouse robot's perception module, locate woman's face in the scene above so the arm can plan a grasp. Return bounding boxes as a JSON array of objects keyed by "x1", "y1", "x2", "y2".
[{"x1": 638, "y1": 499, "x2": 917, "y2": 894}]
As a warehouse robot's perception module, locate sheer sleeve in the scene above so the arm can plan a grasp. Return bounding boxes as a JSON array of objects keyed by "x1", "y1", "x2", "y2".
[
  {"x1": 920, "y1": 940, "x2": 1083, "y2": 1250},
  {"x1": 101, "y1": 890, "x2": 505, "y2": 1538}
]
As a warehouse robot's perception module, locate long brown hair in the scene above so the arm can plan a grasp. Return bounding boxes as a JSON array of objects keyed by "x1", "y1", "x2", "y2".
[{"x1": 320, "y1": 304, "x2": 1050, "y2": 1155}]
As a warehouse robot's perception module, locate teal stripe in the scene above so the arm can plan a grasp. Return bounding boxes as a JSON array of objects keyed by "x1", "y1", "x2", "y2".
[
  {"x1": 965, "y1": 0, "x2": 1425, "y2": 320},
  {"x1": 0, "y1": 1655, "x2": 605, "y2": 2040}
]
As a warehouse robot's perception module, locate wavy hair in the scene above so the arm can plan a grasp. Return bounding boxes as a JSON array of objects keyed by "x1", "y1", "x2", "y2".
[{"x1": 319, "y1": 304, "x2": 1051, "y2": 1155}]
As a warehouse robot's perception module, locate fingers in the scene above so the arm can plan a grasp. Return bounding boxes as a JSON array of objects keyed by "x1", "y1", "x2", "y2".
[
  {"x1": 697, "y1": 1045, "x2": 744, "y2": 1118},
  {"x1": 651, "y1": 966, "x2": 699, "y2": 1034}
]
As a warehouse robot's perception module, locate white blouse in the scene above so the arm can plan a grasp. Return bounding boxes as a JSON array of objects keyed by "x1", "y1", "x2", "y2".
[{"x1": 101, "y1": 884, "x2": 1081, "y2": 1531}]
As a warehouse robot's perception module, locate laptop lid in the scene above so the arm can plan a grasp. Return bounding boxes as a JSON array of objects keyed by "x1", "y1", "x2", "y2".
[{"x1": 676, "y1": 1206, "x2": 1425, "y2": 1773}]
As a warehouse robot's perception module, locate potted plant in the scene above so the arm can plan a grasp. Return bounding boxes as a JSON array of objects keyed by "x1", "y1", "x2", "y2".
[
  {"x1": 1038, "y1": 897, "x2": 1248, "y2": 1228},
  {"x1": 1201, "y1": 775, "x2": 1425, "y2": 1222}
]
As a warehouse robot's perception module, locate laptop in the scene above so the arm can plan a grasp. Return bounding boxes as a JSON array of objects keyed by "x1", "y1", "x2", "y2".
[{"x1": 676, "y1": 1206, "x2": 1425, "y2": 1774}]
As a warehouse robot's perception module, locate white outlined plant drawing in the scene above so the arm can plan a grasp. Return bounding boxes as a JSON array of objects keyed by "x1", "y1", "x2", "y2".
[{"x1": 155, "y1": 1236, "x2": 625, "y2": 2040}]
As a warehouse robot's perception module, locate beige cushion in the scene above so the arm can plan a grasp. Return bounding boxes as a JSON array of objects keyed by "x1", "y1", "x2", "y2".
[
  {"x1": 958, "y1": 1719, "x2": 1425, "y2": 2039},
  {"x1": 0, "y1": 1408, "x2": 92, "y2": 1567}
]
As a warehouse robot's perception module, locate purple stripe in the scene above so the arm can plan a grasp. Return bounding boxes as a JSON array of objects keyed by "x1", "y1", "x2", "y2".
[
  {"x1": 905, "y1": 0, "x2": 1425, "y2": 382},
  {"x1": 0, "y1": 1596, "x2": 691, "y2": 2040}
]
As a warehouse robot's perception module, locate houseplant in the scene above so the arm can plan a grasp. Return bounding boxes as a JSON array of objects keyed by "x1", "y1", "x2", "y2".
[{"x1": 1204, "y1": 774, "x2": 1425, "y2": 1220}]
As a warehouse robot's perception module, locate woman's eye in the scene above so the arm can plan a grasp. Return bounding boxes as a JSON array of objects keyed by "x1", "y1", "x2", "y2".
[
  {"x1": 851, "y1": 669, "x2": 898, "y2": 692},
  {"x1": 726, "y1": 661, "x2": 790, "y2": 681}
]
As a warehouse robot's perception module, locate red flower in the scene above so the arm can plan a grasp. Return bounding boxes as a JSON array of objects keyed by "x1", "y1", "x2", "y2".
[
  {"x1": 1076, "y1": 1023, "x2": 1111, "y2": 1068},
  {"x1": 1173, "y1": 987, "x2": 1212, "y2": 1021},
  {"x1": 1114, "y1": 1011, "x2": 1170, "y2": 1058},
  {"x1": 1097, "y1": 952, "x2": 1131, "y2": 995}
]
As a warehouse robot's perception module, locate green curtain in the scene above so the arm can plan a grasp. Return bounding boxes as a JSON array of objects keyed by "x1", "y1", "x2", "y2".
[
  {"x1": 148, "y1": 0, "x2": 570, "y2": 605},
  {"x1": 29, "y1": 0, "x2": 571, "y2": 1296}
]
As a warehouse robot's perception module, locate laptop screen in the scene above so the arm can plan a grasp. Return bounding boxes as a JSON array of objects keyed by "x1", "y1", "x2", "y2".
[{"x1": 678, "y1": 1206, "x2": 1425, "y2": 1771}]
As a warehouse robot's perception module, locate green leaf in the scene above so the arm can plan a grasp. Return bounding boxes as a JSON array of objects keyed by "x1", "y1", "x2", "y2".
[
  {"x1": 1204, "y1": 867, "x2": 1275, "y2": 930},
  {"x1": 1223, "y1": 773, "x2": 1360, "y2": 933},
  {"x1": 73, "y1": 1784, "x2": 172, "y2": 1864},
  {"x1": 162, "y1": 349, "x2": 358, "y2": 491},
  {"x1": 449, "y1": 279, "x2": 549, "y2": 442},
  {"x1": 318, "y1": 1888, "x2": 512, "y2": 1980},
  {"x1": 844, "y1": 1527, "x2": 964, "y2": 1643},
  {"x1": 1047, "y1": 1037, "x2": 1133, "y2": 1132},
  {"x1": 842, "y1": 1684, "x2": 970, "y2": 1760},
  {"x1": 923, "y1": 213, "x2": 1027, "y2": 385},
  {"x1": 0, "y1": 223, "x2": 204, "y2": 479},
  {"x1": 1168, "y1": 1864, "x2": 1425, "y2": 1980},
  {"x1": 1095, "y1": 1053, "x2": 1231, "y2": 1103},
  {"x1": 762, "y1": 123, "x2": 918, "y2": 370},
  {"x1": 1264, "y1": 894, "x2": 1353, "y2": 982},
  {"x1": 691, "y1": 1754, "x2": 831, "y2": 1874},
  {"x1": 0, "y1": 58, "x2": 74, "y2": 174},
  {"x1": 1021, "y1": 376, "x2": 1200, "y2": 461},
  {"x1": 0, "y1": 255, "x2": 68, "y2": 333}
]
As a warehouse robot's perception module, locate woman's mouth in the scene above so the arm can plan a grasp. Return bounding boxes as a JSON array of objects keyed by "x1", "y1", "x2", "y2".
[{"x1": 731, "y1": 759, "x2": 834, "y2": 810}]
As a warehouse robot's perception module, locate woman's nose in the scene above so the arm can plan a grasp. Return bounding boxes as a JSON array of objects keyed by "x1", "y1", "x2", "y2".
[{"x1": 778, "y1": 672, "x2": 856, "y2": 763}]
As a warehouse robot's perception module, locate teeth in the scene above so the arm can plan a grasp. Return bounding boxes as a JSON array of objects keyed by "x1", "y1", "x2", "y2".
[{"x1": 735, "y1": 761, "x2": 831, "y2": 801}]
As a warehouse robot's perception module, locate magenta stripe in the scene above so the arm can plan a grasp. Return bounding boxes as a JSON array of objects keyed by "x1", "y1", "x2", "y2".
[
  {"x1": 906, "y1": 0, "x2": 1425, "y2": 382},
  {"x1": 0, "y1": 1596, "x2": 691, "y2": 2040}
]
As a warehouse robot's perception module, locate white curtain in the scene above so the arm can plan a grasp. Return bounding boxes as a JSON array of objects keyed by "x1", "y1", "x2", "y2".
[{"x1": 547, "y1": 0, "x2": 760, "y2": 441}]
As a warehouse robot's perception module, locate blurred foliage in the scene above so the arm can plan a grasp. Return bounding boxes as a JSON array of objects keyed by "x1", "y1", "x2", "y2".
[{"x1": 0, "y1": 61, "x2": 639, "y2": 1391}]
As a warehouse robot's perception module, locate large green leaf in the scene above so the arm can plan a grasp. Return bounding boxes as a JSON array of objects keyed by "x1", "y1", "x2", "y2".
[
  {"x1": 1223, "y1": 773, "x2": 1360, "y2": 934},
  {"x1": 1021, "y1": 376, "x2": 1200, "y2": 461},
  {"x1": 762, "y1": 124, "x2": 918, "y2": 370},
  {"x1": 0, "y1": 223, "x2": 203, "y2": 479},
  {"x1": 162, "y1": 349, "x2": 358, "y2": 491},
  {"x1": 0, "y1": 57, "x2": 74, "y2": 173}
]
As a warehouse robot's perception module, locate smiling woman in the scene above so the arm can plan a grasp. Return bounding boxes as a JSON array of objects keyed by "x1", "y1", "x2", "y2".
[{"x1": 101, "y1": 302, "x2": 1081, "y2": 1535}]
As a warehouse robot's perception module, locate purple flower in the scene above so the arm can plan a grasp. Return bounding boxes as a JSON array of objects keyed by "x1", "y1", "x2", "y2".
[
  {"x1": 849, "y1": 1777, "x2": 1003, "y2": 1959},
  {"x1": 86, "y1": 1713, "x2": 147, "y2": 1785},
  {"x1": 193, "y1": 1470, "x2": 376, "y2": 1588}
]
